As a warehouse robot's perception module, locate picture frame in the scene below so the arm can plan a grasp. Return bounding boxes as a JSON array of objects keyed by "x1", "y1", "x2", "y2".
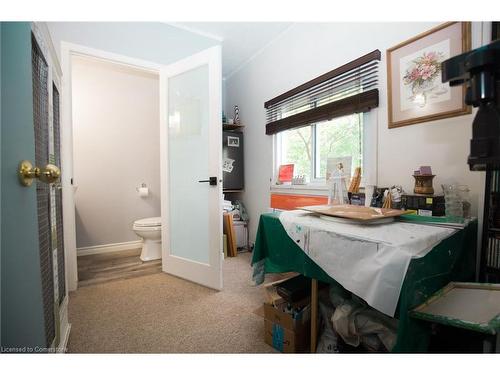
[
  {"x1": 227, "y1": 136, "x2": 240, "y2": 147},
  {"x1": 277, "y1": 164, "x2": 294, "y2": 183},
  {"x1": 387, "y1": 22, "x2": 471, "y2": 129}
]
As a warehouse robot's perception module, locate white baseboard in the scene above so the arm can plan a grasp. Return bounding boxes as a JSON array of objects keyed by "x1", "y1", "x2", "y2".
[{"x1": 77, "y1": 240, "x2": 142, "y2": 257}]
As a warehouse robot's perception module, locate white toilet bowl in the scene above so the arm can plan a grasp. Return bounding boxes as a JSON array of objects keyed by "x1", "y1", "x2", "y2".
[{"x1": 133, "y1": 217, "x2": 162, "y2": 261}]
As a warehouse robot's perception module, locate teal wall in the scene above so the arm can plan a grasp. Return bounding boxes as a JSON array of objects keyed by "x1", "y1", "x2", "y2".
[{"x1": 1, "y1": 22, "x2": 46, "y2": 351}]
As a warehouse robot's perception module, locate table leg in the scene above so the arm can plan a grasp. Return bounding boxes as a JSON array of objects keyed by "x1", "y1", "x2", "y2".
[
  {"x1": 311, "y1": 278, "x2": 318, "y2": 353},
  {"x1": 246, "y1": 220, "x2": 250, "y2": 251}
]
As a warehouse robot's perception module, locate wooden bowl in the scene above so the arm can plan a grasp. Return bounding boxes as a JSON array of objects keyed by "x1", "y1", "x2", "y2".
[{"x1": 413, "y1": 174, "x2": 435, "y2": 195}]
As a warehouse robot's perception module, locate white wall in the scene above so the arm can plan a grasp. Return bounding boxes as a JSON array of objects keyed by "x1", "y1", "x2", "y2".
[
  {"x1": 225, "y1": 22, "x2": 490, "y2": 242},
  {"x1": 47, "y1": 22, "x2": 218, "y2": 67},
  {"x1": 72, "y1": 56, "x2": 160, "y2": 248}
]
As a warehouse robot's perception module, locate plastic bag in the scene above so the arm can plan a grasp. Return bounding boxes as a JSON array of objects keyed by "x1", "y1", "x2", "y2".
[
  {"x1": 331, "y1": 297, "x2": 398, "y2": 351},
  {"x1": 329, "y1": 283, "x2": 352, "y2": 307},
  {"x1": 316, "y1": 300, "x2": 340, "y2": 353},
  {"x1": 234, "y1": 200, "x2": 249, "y2": 221}
]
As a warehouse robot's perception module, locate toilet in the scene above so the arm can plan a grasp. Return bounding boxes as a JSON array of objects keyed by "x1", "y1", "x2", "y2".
[{"x1": 133, "y1": 217, "x2": 162, "y2": 261}]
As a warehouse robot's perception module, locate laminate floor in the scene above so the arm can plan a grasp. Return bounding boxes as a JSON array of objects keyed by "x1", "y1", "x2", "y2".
[{"x1": 77, "y1": 248, "x2": 161, "y2": 287}]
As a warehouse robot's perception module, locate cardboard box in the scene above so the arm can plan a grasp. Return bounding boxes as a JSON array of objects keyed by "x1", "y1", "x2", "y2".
[
  {"x1": 263, "y1": 300, "x2": 311, "y2": 353},
  {"x1": 260, "y1": 272, "x2": 299, "y2": 306}
]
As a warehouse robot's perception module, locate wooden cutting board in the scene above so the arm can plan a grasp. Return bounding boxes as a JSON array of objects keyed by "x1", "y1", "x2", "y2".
[
  {"x1": 223, "y1": 213, "x2": 238, "y2": 257},
  {"x1": 299, "y1": 204, "x2": 410, "y2": 222}
]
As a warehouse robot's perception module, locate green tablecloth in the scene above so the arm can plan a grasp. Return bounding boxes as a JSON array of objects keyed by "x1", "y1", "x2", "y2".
[{"x1": 251, "y1": 212, "x2": 477, "y2": 353}]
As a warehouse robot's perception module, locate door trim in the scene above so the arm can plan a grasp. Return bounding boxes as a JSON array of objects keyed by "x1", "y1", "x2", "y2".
[{"x1": 60, "y1": 42, "x2": 161, "y2": 291}]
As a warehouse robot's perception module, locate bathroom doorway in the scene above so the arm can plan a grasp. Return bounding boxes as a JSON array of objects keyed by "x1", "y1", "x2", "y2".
[
  {"x1": 61, "y1": 43, "x2": 223, "y2": 291},
  {"x1": 70, "y1": 55, "x2": 161, "y2": 286}
]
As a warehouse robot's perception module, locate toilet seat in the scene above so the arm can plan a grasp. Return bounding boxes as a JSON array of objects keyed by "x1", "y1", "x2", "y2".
[
  {"x1": 133, "y1": 224, "x2": 161, "y2": 231},
  {"x1": 133, "y1": 217, "x2": 161, "y2": 227}
]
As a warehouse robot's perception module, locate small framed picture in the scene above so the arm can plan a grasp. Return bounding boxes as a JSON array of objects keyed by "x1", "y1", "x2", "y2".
[
  {"x1": 227, "y1": 136, "x2": 240, "y2": 147},
  {"x1": 278, "y1": 164, "x2": 294, "y2": 183},
  {"x1": 387, "y1": 22, "x2": 471, "y2": 128}
]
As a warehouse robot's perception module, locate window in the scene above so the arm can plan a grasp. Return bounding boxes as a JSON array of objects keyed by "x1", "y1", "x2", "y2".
[
  {"x1": 266, "y1": 50, "x2": 380, "y2": 187},
  {"x1": 276, "y1": 113, "x2": 363, "y2": 184},
  {"x1": 278, "y1": 126, "x2": 312, "y2": 178}
]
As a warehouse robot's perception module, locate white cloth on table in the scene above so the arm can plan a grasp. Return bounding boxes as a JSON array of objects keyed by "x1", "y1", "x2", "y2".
[{"x1": 278, "y1": 210, "x2": 456, "y2": 317}]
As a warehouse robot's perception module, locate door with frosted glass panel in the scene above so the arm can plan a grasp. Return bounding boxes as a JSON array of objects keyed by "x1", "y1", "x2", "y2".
[{"x1": 160, "y1": 46, "x2": 223, "y2": 290}]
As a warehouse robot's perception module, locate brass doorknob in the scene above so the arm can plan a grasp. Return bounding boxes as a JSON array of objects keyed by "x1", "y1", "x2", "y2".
[{"x1": 18, "y1": 160, "x2": 61, "y2": 187}]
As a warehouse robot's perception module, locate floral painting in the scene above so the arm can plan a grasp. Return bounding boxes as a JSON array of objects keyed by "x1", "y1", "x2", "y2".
[
  {"x1": 387, "y1": 22, "x2": 471, "y2": 128},
  {"x1": 399, "y1": 39, "x2": 450, "y2": 111}
]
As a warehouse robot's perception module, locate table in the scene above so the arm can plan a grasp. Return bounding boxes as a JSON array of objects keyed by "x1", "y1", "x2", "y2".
[
  {"x1": 411, "y1": 282, "x2": 500, "y2": 353},
  {"x1": 252, "y1": 212, "x2": 478, "y2": 353}
]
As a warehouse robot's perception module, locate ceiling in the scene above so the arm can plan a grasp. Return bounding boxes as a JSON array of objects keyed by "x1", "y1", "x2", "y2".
[{"x1": 171, "y1": 22, "x2": 294, "y2": 79}]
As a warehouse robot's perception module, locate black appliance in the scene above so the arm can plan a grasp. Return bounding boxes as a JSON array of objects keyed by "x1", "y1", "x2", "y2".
[
  {"x1": 222, "y1": 131, "x2": 244, "y2": 190},
  {"x1": 442, "y1": 39, "x2": 500, "y2": 281}
]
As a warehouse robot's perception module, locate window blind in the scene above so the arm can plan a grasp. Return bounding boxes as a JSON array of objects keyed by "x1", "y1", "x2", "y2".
[{"x1": 265, "y1": 50, "x2": 381, "y2": 135}]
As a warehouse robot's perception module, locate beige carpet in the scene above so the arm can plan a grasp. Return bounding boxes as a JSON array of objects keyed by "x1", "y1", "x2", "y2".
[{"x1": 67, "y1": 252, "x2": 277, "y2": 353}]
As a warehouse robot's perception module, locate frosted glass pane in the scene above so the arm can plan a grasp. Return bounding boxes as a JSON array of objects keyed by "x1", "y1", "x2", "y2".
[{"x1": 168, "y1": 65, "x2": 209, "y2": 263}]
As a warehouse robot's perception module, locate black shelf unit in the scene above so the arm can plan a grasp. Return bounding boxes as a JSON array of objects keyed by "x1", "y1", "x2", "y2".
[
  {"x1": 480, "y1": 169, "x2": 500, "y2": 282},
  {"x1": 223, "y1": 123, "x2": 245, "y2": 132},
  {"x1": 222, "y1": 130, "x2": 244, "y2": 191}
]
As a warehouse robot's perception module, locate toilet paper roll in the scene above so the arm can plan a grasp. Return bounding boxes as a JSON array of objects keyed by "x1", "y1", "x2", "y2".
[{"x1": 138, "y1": 187, "x2": 149, "y2": 198}]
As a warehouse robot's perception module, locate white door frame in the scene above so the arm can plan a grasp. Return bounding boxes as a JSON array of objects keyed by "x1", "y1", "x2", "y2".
[
  {"x1": 160, "y1": 46, "x2": 223, "y2": 290},
  {"x1": 60, "y1": 42, "x2": 161, "y2": 291}
]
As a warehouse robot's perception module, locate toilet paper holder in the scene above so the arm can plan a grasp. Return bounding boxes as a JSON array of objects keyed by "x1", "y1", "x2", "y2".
[
  {"x1": 136, "y1": 183, "x2": 147, "y2": 192},
  {"x1": 136, "y1": 183, "x2": 150, "y2": 198}
]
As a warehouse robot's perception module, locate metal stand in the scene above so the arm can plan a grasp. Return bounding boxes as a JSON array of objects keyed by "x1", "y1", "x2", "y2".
[
  {"x1": 479, "y1": 169, "x2": 500, "y2": 282},
  {"x1": 482, "y1": 332, "x2": 500, "y2": 353}
]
